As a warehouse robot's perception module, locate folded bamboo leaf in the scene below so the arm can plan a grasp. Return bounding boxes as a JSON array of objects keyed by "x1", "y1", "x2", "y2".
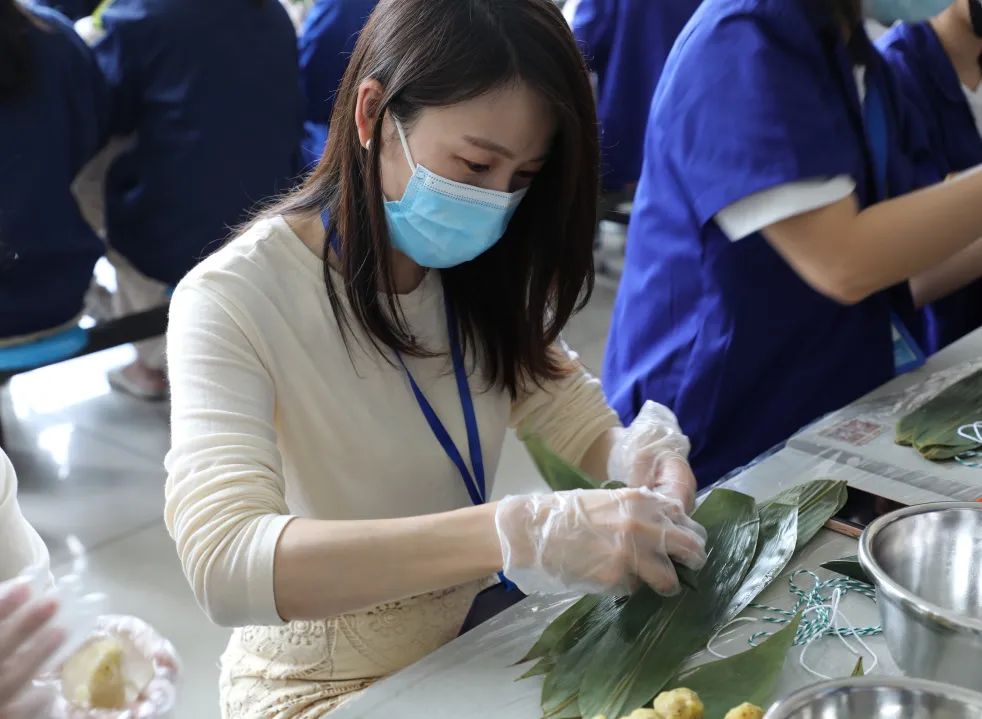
[
  {"x1": 576, "y1": 489, "x2": 760, "y2": 719},
  {"x1": 525, "y1": 435, "x2": 599, "y2": 491},
  {"x1": 896, "y1": 369, "x2": 982, "y2": 460},
  {"x1": 672, "y1": 614, "x2": 802, "y2": 719},
  {"x1": 851, "y1": 656, "x2": 865, "y2": 677},
  {"x1": 518, "y1": 595, "x2": 602, "y2": 665},
  {"x1": 821, "y1": 556, "x2": 871, "y2": 585},
  {"x1": 722, "y1": 501, "x2": 798, "y2": 627}
]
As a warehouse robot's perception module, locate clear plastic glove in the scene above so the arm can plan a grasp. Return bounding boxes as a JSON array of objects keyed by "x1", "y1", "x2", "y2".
[
  {"x1": 496, "y1": 487, "x2": 708, "y2": 597},
  {"x1": 0, "y1": 579, "x2": 64, "y2": 719},
  {"x1": 608, "y1": 400, "x2": 697, "y2": 512}
]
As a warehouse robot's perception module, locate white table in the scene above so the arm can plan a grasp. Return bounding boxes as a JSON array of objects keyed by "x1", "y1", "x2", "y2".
[{"x1": 331, "y1": 328, "x2": 982, "y2": 719}]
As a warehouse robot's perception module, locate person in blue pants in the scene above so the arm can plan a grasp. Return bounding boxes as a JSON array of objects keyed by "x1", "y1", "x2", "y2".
[
  {"x1": 91, "y1": 0, "x2": 303, "y2": 398},
  {"x1": 878, "y1": 0, "x2": 982, "y2": 350},
  {"x1": 571, "y1": 0, "x2": 702, "y2": 192},
  {"x1": 0, "y1": 2, "x2": 108, "y2": 340},
  {"x1": 298, "y1": 0, "x2": 377, "y2": 169},
  {"x1": 603, "y1": 0, "x2": 982, "y2": 486}
]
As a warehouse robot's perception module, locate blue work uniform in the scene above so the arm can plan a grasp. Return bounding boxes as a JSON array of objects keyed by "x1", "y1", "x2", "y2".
[
  {"x1": 572, "y1": 0, "x2": 702, "y2": 191},
  {"x1": 34, "y1": 0, "x2": 99, "y2": 21},
  {"x1": 602, "y1": 0, "x2": 938, "y2": 485},
  {"x1": 879, "y1": 21, "x2": 982, "y2": 350},
  {"x1": 93, "y1": 0, "x2": 303, "y2": 287},
  {"x1": 298, "y1": 0, "x2": 377, "y2": 169},
  {"x1": 0, "y1": 5, "x2": 108, "y2": 337}
]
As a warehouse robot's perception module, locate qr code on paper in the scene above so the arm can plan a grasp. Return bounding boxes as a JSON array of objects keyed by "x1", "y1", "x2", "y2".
[{"x1": 819, "y1": 418, "x2": 884, "y2": 447}]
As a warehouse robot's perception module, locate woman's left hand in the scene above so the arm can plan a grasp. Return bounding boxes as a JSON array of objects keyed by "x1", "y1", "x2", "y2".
[
  {"x1": 608, "y1": 400, "x2": 698, "y2": 512},
  {"x1": 640, "y1": 452, "x2": 698, "y2": 514}
]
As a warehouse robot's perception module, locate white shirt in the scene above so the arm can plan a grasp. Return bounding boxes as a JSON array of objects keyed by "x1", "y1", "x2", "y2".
[
  {"x1": 962, "y1": 82, "x2": 982, "y2": 139},
  {"x1": 715, "y1": 67, "x2": 869, "y2": 241},
  {"x1": 0, "y1": 449, "x2": 49, "y2": 583},
  {"x1": 164, "y1": 216, "x2": 620, "y2": 626}
]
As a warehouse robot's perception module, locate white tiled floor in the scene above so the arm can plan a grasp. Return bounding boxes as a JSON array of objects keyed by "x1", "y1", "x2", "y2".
[{"x1": 3, "y1": 281, "x2": 616, "y2": 718}]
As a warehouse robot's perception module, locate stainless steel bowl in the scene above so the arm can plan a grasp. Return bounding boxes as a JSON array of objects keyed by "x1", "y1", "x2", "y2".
[
  {"x1": 858, "y1": 501, "x2": 982, "y2": 689},
  {"x1": 764, "y1": 676, "x2": 982, "y2": 718}
]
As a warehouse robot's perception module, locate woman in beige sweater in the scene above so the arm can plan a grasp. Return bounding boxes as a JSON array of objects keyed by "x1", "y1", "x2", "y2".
[{"x1": 163, "y1": 0, "x2": 707, "y2": 716}]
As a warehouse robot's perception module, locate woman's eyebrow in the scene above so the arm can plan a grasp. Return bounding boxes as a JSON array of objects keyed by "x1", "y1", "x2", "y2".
[{"x1": 463, "y1": 135, "x2": 549, "y2": 162}]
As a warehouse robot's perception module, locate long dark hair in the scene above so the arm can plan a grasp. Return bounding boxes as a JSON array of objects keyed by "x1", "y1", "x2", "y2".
[
  {"x1": 0, "y1": 0, "x2": 36, "y2": 100},
  {"x1": 270, "y1": 0, "x2": 598, "y2": 398}
]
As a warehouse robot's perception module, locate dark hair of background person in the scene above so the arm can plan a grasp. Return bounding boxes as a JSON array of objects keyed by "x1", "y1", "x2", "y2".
[{"x1": 268, "y1": 0, "x2": 599, "y2": 398}]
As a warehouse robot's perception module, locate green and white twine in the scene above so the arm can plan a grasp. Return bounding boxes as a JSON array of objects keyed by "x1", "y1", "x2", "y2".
[
  {"x1": 707, "y1": 569, "x2": 882, "y2": 678},
  {"x1": 956, "y1": 422, "x2": 982, "y2": 468},
  {"x1": 747, "y1": 569, "x2": 882, "y2": 647}
]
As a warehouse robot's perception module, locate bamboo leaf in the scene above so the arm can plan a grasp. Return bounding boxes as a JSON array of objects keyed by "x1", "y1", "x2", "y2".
[
  {"x1": 540, "y1": 596, "x2": 623, "y2": 717},
  {"x1": 896, "y1": 369, "x2": 982, "y2": 460},
  {"x1": 791, "y1": 480, "x2": 849, "y2": 550},
  {"x1": 525, "y1": 435, "x2": 599, "y2": 491},
  {"x1": 519, "y1": 658, "x2": 554, "y2": 680},
  {"x1": 722, "y1": 501, "x2": 798, "y2": 627},
  {"x1": 576, "y1": 489, "x2": 760, "y2": 719},
  {"x1": 821, "y1": 556, "x2": 872, "y2": 585},
  {"x1": 517, "y1": 595, "x2": 602, "y2": 665},
  {"x1": 851, "y1": 656, "x2": 865, "y2": 677},
  {"x1": 672, "y1": 614, "x2": 803, "y2": 719}
]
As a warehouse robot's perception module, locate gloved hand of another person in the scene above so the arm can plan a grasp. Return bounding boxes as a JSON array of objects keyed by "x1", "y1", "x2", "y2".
[
  {"x1": 495, "y1": 487, "x2": 707, "y2": 597},
  {"x1": 0, "y1": 579, "x2": 63, "y2": 719},
  {"x1": 608, "y1": 400, "x2": 698, "y2": 512}
]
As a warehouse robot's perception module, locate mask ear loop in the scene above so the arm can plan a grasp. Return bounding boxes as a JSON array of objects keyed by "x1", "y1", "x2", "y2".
[{"x1": 392, "y1": 116, "x2": 417, "y2": 171}]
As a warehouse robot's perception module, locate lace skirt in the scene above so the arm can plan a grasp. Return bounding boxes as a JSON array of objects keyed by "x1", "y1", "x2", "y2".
[{"x1": 219, "y1": 579, "x2": 490, "y2": 718}]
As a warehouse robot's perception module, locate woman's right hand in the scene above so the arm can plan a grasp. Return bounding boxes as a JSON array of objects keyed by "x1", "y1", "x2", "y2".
[
  {"x1": 495, "y1": 488, "x2": 708, "y2": 597},
  {"x1": 0, "y1": 580, "x2": 63, "y2": 719}
]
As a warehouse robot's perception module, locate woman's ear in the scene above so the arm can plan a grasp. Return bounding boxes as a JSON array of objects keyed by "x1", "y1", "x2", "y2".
[{"x1": 355, "y1": 79, "x2": 386, "y2": 149}]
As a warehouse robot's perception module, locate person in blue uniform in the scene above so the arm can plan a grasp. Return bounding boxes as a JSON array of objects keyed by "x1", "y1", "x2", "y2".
[
  {"x1": 878, "y1": 0, "x2": 982, "y2": 350},
  {"x1": 0, "y1": 1, "x2": 107, "y2": 340},
  {"x1": 572, "y1": 0, "x2": 702, "y2": 192},
  {"x1": 603, "y1": 0, "x2": 982, "y2": 486},
  {"x1": 298, "y1": 0, "x2": 377, "y2": 169},
  {"x1": 91, "y1": 0, "x2": 303, "y2": 398}
]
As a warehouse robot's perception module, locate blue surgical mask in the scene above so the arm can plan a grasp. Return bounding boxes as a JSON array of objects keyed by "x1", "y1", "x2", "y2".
[
  {"x1": 383, "y1": 117, "x2": 527, "y2": 269},
  {"x1": 862, "y1": 0, "x2": 951, "y2": 24}
]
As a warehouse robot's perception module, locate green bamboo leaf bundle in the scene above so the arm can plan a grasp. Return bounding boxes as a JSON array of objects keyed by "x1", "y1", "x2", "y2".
[
  {"x1": 671, "y1": 614, "x2": 803, "y2": 719},
  {"x1": 520, "y1": 436, "x2": 847, "y2": 719},
  {"x1": 896, "y1": 369, "x2": 982, "y2": 460},
  {"x1": 577, "y1": 489, "x2": 760, "y2": 718}
]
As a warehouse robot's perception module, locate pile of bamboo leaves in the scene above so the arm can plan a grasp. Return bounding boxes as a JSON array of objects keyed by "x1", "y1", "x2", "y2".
[
  {"x1": 895, "y1": 368, "x2": 982, "y2": 461},
  {"x1": 521, "y1": 437, "x2": 848, "y2": 719}
]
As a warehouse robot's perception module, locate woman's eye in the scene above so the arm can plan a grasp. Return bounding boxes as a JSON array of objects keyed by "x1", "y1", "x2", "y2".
[{"x1": 463, "y1": 160, "x2": 491, "y2": 173}]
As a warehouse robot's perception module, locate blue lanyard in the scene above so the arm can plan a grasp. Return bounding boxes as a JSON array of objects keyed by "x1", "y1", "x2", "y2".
[
  {"x1": 320, "y1": 207, "x2": 486, "y2": 502},
  {"x1": 320, "y1": 208, "x2": 514, "y2": 589},
  {"x1": 398, "y1": 300, "x2": 486, "y2": 506}
]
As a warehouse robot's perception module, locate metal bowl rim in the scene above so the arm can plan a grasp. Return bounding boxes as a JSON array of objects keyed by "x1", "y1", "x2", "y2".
[
  {"x1": 858, "y1": 501, "x2": 982, "y2": 635},
  {"x1": 763, "y1": 675, "x2": 982, "y2": 718}
]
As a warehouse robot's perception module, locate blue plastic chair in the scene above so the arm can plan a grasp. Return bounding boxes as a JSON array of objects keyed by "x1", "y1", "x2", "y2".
[{"x1": 0, "y1": 326, "x2": 89, "y2": 373}]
